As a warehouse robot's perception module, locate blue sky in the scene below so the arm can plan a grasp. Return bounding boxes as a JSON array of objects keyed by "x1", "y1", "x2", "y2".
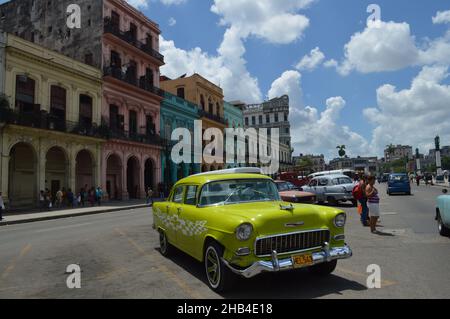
[{"x1": 2, "y1": 0, "x2": 450, "y2": 160}]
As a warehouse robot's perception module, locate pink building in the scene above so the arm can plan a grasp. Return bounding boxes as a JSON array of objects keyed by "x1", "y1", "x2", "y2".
[{"x1": 101, "y1": 0, "x2": 164, "y2": 200}]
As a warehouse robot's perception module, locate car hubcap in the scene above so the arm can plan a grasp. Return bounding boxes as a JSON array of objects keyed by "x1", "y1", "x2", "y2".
[
  {"x1": 160, "y1": 232, "x2": 167, "y2": 253},
  {"x1": 206, "y1": 247, "x2": 220, "y2": 288}
]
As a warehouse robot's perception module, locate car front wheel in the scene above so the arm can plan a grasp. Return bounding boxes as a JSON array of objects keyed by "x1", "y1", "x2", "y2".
[
  {"x1": 437, "y1": 214, "x2": 450, "y2": 237},
  {"x1": 308, "y1": 260, "x2": 337, "y2": 276},
  {"x1": 204, "y1": 242, "x2": 235, "y2": 293}
]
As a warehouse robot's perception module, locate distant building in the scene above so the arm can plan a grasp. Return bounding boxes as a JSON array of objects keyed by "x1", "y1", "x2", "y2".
[
  {"x1": 241, "y1": 95, "x2": 293, "y2": 172},
  {"x1": 329, "y1": 156, "x2": 379, "y2": 175},
  {"x1": 293, "y1": 154, "x2": 325, "y2": 173},
  {"x1": 384, "y1": 145, "x2": 413, "y2": 163}
]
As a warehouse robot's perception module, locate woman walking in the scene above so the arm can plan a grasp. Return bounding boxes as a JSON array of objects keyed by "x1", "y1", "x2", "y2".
[{"x1": 366, "y1": 176, "x2": 381, "y2": 234}]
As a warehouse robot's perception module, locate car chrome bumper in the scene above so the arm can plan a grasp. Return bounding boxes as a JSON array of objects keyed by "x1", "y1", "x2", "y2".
[{"x1": 222, "y1": 244, "x2": 352, "y2": 279}]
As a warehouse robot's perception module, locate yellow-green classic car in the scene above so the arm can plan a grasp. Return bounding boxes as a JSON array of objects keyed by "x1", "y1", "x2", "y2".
[{"x1": 153, "y1": 168, "x2": 352, "y2": 292}]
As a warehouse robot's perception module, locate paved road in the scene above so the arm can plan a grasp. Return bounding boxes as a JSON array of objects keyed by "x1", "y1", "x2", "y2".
[{"x1": 0, "y1": 183, "x2": 449, "y2": 299}]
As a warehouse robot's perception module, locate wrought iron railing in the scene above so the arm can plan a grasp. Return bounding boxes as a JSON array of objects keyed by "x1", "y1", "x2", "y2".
[
  {"x1": 199, "y1": 109, "x2": 226, "y2": 125},
  {"x1": 104, "y1": 19, "x2": 165, "y2": 64}
]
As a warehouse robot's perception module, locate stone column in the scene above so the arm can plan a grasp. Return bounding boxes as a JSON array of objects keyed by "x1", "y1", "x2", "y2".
[
  {"x1": 139, "y1": 156, "x2": 146, "y2": 199},
  {"x1": 69, "y1": 151, "x2": 76, "y2": 194},
  {"x1": 122, "y1": 156, "x2": 129, "y2": 200},
  {"x1": 0, "y1": 154, "x2": 10, "y2": 205},
  {"x1": 436, "y1": 150, "x2": 442, "y2": 176}
]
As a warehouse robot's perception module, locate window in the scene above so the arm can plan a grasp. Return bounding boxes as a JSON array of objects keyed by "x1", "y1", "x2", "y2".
[
  {"x1": 259, "y1": 115, "x2": 262, "y2": 125},
  {"x1": 111, "y1": 11, "x2": 120, "y2": 29},
  {"x1": 184, "y1": 186, "x2": 198, "y2": 206},
  {"x1": 200, "y1": 95, "x2": 205, "y2": 110},
  {"x1": 275, "y1": 113, "x2": 279, "y2": 122},
  {"x1": 252, "y1": 116, "x2": 256, "y2": 125},
  {"x1": 110, "y1": 105, "x2": 119, "y2": 130},
  {"x1": 129, "y1": 23, "x2": 137, "y2": 42},
  {"x1": 15, "y1": 75, "x2": 36, "y2": 112},
  {"x1": 146, "y1": 115, "x2": 155, "y2": 135},
  {"x1": 284, "y1": 113, "x2": 288, "y2": 122},
  {"x1": 208, "y1": 99, "x2": 213, "y2": 114},
  {"x1": 79, "y1": 95, "x2": 93, "y2": 127},
  {"x1": 50, "y1": 85, "x2": 67, "y2": 124},
  {"x1": 129, "y1": 110, "x2": 137, "y2": 136},
  {"x1": 85, "y1": 53, "x2": 93, "y2": 66},
  {"x1": 110, "y1": 51, "x2": 121, "y2": 68},
  {"x1": 177, "y1": 87, "x2": 185, "y2": 99},
  {"x1": 172, "y1": 186, "x2": 184, "y2": 203},
  {"x1": 245, "y1": 117, "x2": 249, "y2": 126},
  {"x1": 146, "y1": 33, "x2": 153, "y2": 49},
  {"x1": 309, "y1": 180, "x2": 318, "y2": 187}
]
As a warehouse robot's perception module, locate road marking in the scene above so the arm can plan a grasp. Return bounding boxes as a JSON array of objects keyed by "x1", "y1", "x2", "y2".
[
  {"x1": 1, "y1": 244, "x2": 32, "y2": 280},
  {"x1": 35, "y1": 222, "x2": 94, "y2": 233},
  {"x1": 114, "y1": 228, "x2": 203, "y2": 299},
  {"x1": 337, "y1": 267, "x2": 397, "y2": 288}
]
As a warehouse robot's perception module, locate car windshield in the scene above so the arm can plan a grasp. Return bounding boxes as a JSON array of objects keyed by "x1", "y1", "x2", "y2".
[
  {"x1": 199, "y1": 179, "x2": 280, "y2": 206},
  {"x1": 276, "y1": 182, "x2": 290, "y2": 192},
  {"x1": 332, "y1": 177, "x2": 353, "y2": 185}
]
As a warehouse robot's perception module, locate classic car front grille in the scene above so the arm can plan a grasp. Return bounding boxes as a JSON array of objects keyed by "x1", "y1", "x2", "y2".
[{"x1": 255, "y1": 229, "x2": 330, "y2": 257}]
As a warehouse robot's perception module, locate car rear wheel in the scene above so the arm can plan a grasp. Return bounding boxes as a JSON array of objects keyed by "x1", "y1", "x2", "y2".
[
  {"x1": 437, "y1": 213, "x2": 450, "y2": 237},
  {"x1": 327, "y1": 197, "x2": 338, "y2": 206},
  {"x1": 204, "y1": 242, "x2": 235, "y2": 293},
  {"x1": 308, "y1": 260, "x2": 337, "y2": 276},
  {"x1": 159, "y1": 230, "x2": 172, "y2": 257}
]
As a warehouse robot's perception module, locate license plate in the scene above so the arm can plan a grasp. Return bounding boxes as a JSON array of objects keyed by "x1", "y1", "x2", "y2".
[{"x1": 292, "y1": 253, "x2": 314, "y2": 268}]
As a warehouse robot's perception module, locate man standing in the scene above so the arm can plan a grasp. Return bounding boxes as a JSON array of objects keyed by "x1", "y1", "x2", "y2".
[
  {"x1": 0, "y1": 192, "x2": 5, "y2": 221},
  {"x1": 353, "y1": 176, "x2": 369, "y2": 227},
  {"x1": 146, "y1": 187, "x2": 154, "y2": 206},
  {"x1": 96, "y1": 187, "x2": 103, "y2": 206}
]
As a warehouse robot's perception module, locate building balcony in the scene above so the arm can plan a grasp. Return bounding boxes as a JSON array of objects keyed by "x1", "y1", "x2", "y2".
[
  {"x1": 101, "y1": 117, "x2": 163, "y2": 147},
  {"x1": 104, "y1": 19, "x2": 165, "y2": 65},
  {"x1": 199, "y1": 109, "x2": 226, "y2": 126},
  {"x1": 103, "y1": 66, "x2": 165, "y2": 98},
  {"x1": 0, "y1": 106, "x2": 109, "y2": 139}
]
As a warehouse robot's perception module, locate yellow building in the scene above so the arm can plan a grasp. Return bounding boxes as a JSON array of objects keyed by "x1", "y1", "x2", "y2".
[
  {"x1": 160, "y1": 73, "x2": 226, "y2": 171},
  {"x1": 0, "y1": 34, "x2": 104, "y2": 209}
]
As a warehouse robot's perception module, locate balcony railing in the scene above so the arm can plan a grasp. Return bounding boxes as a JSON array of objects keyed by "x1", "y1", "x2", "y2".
[
  {"x1": 103, "y1": 66, "x2": 165, "y2": 98},
  {"x1": 199, "y1": 109, "x2": 227, "y2": 125},
  {"x1": 0, "y1": 107, "x2": 109, "y2": 139},
  {"x1": 104, "y1": 19, "x2": 165, "y2": 64}
]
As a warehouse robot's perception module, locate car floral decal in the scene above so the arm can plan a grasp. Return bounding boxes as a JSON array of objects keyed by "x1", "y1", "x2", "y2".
[{"x1": 154, "y1": 208, "x2": 208, "y2": 237}]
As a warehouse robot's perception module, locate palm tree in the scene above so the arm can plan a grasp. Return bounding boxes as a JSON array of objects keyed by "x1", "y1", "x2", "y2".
[{"x1": 337, "y1": 145, "x2": 346, "y2": 158}]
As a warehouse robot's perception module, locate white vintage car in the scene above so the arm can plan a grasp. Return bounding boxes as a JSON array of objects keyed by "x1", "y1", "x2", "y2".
[{"x1": 301, "y1": 175, "x2": 357, "y2": 206}]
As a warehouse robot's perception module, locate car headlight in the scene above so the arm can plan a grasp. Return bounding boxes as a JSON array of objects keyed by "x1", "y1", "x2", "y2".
[
  {"x1": 235, "y1": 223, "x2": 253, "y2": 241},
  {"x1": 334, "y1": 213, "x2": 346, "y2": 228}
]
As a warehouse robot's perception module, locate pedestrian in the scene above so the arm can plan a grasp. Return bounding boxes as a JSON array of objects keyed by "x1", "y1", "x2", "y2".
[
  {"x1": 56, "y1": 189, "x2": 63, "y2": 209},
  {"x1": 67, "y1": 189, "x2": 74, "y2": 208},
  {"x1": 146, "y1": 187, "x2": 154, "y2": 206},
  {"x1": 88, "y1": 188, "x2": 95, "y2": 207},
  {"x1": 45, "y1": 189, "x2": 52, "y2": 211},
  {"x1": 366, "y1": 176, "x2": 381, "y2": 234},
  {"x1": 353, "y1": 176, "x2": 370, "y2": 227},
  {"x1": 39, "y1": 190, "x2": 45, "y2": 211},
  {"x1": 96, "y1": 187, "x2": 103, "y2": 206},
  {"x1": 80, "y1": 188, "x2": 86, "y2": 207},
  {"x1": 0, "y1": 192, "x2": 5, "y2": 221},
  {"x1": 416, "y1": 175, "x2": 420, "y2": 187}
]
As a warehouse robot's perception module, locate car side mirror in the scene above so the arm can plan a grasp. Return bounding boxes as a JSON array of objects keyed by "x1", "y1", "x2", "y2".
[{"x1": 443, "y1": 189, "x2": 448, "y2": 194}]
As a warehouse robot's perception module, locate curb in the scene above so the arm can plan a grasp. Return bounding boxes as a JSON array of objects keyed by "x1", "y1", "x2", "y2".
[{"x1": 0, "y1": 204, "x2": 150, "y2": 227}]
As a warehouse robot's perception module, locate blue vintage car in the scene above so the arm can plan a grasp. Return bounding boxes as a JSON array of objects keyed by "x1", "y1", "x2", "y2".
[
  {"x1": 436, "y1": 189, "x2": 450, "y2": 237},
  {"x1": 387, "y1": 173, "x2": 411, "y2": 195}
]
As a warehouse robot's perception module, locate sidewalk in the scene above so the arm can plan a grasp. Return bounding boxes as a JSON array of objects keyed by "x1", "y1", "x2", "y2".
[{"x1": 0, "y1": 199, "x2": 163, "y2": 227}]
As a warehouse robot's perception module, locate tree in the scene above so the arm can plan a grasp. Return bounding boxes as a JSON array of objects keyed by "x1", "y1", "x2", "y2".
[
  {"x1": 442, "y1": 157, "x2": 450, "y2": 171},
  {"x1": 336, "y1": 145, "x2": 346, "y2": 158}
]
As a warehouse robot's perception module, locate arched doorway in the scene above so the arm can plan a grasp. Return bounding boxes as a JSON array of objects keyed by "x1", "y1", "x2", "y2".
[
  {"x1": 46, "y1": 147, "x2": 68, "y2": 202},
  {"x1": 144, "y1": 158, "x2": 155, "y2": 191},
  {"x1": 106, "y1": 154, "x2": 122, "y2": 200},
  {"x1": 76, "y1": 150, "x2": 94, "y2": 193},
  {"x1": 127, "y1": 156, "x2": 140, "y2": 199},
  {"x1": 8, "y1": 143, "x2": 37, "y2": 208}
]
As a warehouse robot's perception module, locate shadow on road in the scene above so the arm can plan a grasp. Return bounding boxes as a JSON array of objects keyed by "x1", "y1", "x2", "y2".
[{"x1": 158, "y1": 247, "x2": 367, "y2": 299}]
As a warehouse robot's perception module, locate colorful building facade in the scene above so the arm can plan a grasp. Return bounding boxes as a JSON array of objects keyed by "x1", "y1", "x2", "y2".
[
  {"x1": 223, "y1": 101, "x2": 244, "y2": 168},
  {"x1": 0, "y1": 34, "x2": 104, "y2": 208},
  {"x1": 160, "y1": 92, "x2": 201, "y2": 186},
  {"x1": 161, "y1": 73, "x2": 226, "y2": 172}
]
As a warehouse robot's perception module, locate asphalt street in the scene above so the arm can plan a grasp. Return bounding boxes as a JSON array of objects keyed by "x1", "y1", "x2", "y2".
[{"x1": 0, "y1": 183, "x2": 449, "y2": 299}]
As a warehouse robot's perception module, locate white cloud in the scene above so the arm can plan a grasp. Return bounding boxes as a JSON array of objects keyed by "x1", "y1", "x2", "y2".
[
  {"x1": 433, "y1": 10, "x2": 450, "y2": 24},
  {"x1": 126, "y1": 0, "x2": 149, "y2": 8},
  {"x1": 364, "y1": 65, "x2": 450, "y2": 155},
  {"x1": 295, "y1": 47, "x2": 325, "y2": 71},
  {"x1": 160, "y1": 0, "x2": 187, "y2": 5},
  {"x1": 268, "y1": 71, "x2": 369, "y2": 159},
  {"x1": 323, "y1": 59, "x2": 338, "y2": 68},
  {"x1": 330, "y1": 18, "x2": 450, "y2": 76},
  {"x1": 168, "y1": 17, "x2": 177, "y2": 26},
  {"x1": 126, "y1": 0, "x2": 186, "y2": 8}
]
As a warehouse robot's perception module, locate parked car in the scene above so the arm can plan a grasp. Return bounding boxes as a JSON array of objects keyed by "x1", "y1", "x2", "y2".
[
  {"x1": 301, "y1": 175, "x2": 357, "y2": 206},
  {"x1": 153, "y1": 168, "x2": 352, "y2": 292},
  {"x1": 387, "y1": 173, "x2": 411, "y2": 195},
  {"x1": 275, "y1": 180, "x2": 316, "y2": 204},
  {"x1": 381, "y1": 174, "x2": 390, "y2": 183},
  {"x1": 436, "y1": 189, "x2": 450, "y2": 237}
]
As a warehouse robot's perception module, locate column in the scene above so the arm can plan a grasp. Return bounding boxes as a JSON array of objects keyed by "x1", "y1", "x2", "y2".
[
  {"x1": 122, "y1": 156, "x2": 129, "y2": 200},
  {"x1": 95, "y1": 145, "x2": 102, "y2": 188},
  {"x1": 436, "y1": 150, "x2": 442, "y2": 176},
  {"x1": 0, "y1": 154, "x2": 10, "y2": 205},
  {"x1": 139, "y1": 156, "x2": 146, "y2": 199}
]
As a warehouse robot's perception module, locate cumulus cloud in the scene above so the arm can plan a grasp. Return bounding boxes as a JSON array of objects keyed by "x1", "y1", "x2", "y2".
[
  {"x1": 364, "y1": 65, "x2": 450, "y2": 155},
  {"x1": 126, "y1": 0, "x2": 149, "y2": 8},
  {"x1": 168, "y1": 17, "x2": 177, "y2": 26},
  {"x1": 160, "y1": 0, "x2": 316, "y2": 103},
  {"x1": 433, "y1": 10, "x2": 450, "y2": 24},
  {"x1": 267, "y1": 71, "x2": 369, "y2": 159},
  {"x1": 330, "y1": 17, "x2": 450, "y2": 76},
  {"x1": 295, "y1": 47, "x2": 325, "y2": 71}
]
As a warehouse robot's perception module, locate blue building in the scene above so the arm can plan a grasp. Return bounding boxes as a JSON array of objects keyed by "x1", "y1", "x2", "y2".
[
  {"x1": 160, "y1": 92, "x2": 201, "y2": 187},
  {"x1": 224, "y1": 101, "x2": 244, "y2": 168}
]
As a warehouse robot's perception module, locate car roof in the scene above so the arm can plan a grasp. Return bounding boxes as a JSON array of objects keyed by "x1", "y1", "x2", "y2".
[
  {"x1": 174, "y1": 173, "x2": 272, "y2": 186},
  {"x1": 313, "y1": 174, "x2": 350, "y2": 179}
]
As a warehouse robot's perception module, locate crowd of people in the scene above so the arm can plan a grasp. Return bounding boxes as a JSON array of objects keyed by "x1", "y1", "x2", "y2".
[{"x1": 39, "y1": 185, "x2": 104, "y2": 211}]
